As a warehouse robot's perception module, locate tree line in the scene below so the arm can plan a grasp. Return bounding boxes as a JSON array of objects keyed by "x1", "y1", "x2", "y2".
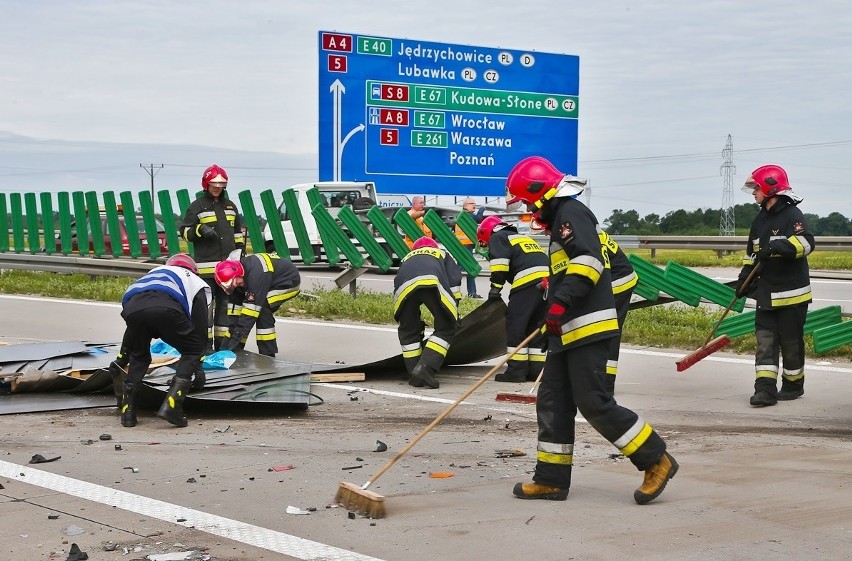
[{"x1": 603, "y1": 204, "x2": 852, "y2": 236}]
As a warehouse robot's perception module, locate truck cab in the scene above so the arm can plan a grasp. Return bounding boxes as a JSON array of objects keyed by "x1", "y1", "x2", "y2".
[{"x1": 263, "y1": 181, "x2": 384, "y2": 261}]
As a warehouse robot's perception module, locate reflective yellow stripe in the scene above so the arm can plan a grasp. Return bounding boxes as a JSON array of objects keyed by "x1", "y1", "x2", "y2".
[
  {"x1": 424, "y1": 341, "x2": 448, "y2": 356},
  {"x1": 619, "y1": 423, "x2": 653, "y2": 457},
  {"x1": 537, "y1": 450, "x2": 573, "y2": 465},
  {"x1": 268, "y1": 287, "x2": 300, "y2": 305},
  {"x1": 606, "y1": 360, "x2": 618, "y2": 375},
  {"x1": 612, "y1": 271, "x2": 638, "y2": 294},
  {"x1": 771, "y1": 285, "x2": 811, "y2": 307}
]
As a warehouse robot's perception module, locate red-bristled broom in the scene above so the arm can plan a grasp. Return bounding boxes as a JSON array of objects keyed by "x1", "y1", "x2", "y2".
[
  {"x1": 335, "y1": 328, "x2": 541, "y2": 519},
  {"x1": 676, "y1": 262, "x2": 762, "y2": 372}
]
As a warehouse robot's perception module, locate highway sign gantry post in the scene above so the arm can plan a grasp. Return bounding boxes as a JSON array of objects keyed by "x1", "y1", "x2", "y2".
[{"x1": 318, "y1": 31, "x2": 580, "y2": 197}]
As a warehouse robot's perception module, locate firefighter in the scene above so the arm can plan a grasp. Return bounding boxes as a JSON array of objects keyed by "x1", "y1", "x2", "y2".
[
  {"x1": 214, "y1": 253, "x2": 301, "y2": 357},
  {"x1": 118, "y1": 253, "x2": 210, "y2": 428},
  {"x1": 738, "y1": 164, "x2": 814, "y2": 407},
  {"x1": 506, "y1": 155, "x2": 677, "y2": 505},
  {"x1": 179, "y1": 164, "x2": 245, "y2": 350},
  {"x1": 602, "y1": 233, "x2": 638, "y2": 395},
  {"x1": 393, "y1": 237, "x2": 462, "y2": 389},
  {"x1": 476, "y1": 215, "x2": 549, "y2": 382}
]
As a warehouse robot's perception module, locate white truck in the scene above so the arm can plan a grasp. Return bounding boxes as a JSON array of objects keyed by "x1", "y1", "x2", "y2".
[{"x1": 262, "y1": 181, "x2": 398, "y2": 262}]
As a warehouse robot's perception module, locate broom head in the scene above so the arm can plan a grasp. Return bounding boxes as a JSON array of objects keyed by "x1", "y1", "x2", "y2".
[
  {"x1": 335, "y1": 481, "x2": 386, "y2": 519},
  {"x1": 676, "y1": 335, "x2": 731, "y2": 372},
  {"x1": 495, "y1": 392, "x2": 537, "y2": 404}
]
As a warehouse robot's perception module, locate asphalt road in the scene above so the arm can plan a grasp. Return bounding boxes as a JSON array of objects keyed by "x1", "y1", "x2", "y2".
[{"x1": 1, "y1": 295, "x2": 852, "y2": 561}]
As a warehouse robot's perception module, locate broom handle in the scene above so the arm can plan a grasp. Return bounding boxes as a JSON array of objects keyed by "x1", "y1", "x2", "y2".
[
  {"x1": 362, "y1": 327, "x2": 542, "y2": 489},
  {"x1": 702, "y1": 262, "x2": 762, "y2": 348},
  {"x1": 528, "y1": 368, "x2": 544, "y2": 395}
]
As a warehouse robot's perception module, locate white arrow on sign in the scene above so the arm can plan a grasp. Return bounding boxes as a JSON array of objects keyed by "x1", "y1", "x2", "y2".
[{"x1": 330, "y1": 79, "x2": 365, "y2": 182}]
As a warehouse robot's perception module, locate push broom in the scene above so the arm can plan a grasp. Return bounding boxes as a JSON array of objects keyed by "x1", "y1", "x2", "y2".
[
  {"x1": 676, "y1": 262, "x2": 762, "y2": 372},
  {"x1": 335, "y1": 328, "x2": 542, "y2": 519}
]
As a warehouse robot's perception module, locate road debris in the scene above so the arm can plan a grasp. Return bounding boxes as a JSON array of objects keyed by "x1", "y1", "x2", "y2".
[
  {"x1": 286, "y1": 505, "x2": 311, "y2": 515},
  {"x1": 29, "y1": 454, "x2": 60, "y2": 464},
  {"x1": 374, "y1": 440, "x2": 387, "y2": 452},
  {"x1": 495, "y1": 449, "x2": 526, "y2": 458}
]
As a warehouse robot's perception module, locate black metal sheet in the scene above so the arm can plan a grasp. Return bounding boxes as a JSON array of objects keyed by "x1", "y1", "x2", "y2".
[
  {"x1": 324, "y1": 298, "x2": 508, "y2": 373},
  {"x1": 0, "y1": 341, "x2": 90, "y2": 362},
  {"x1": 0, "y1": 393, "x2": 114, "y2": 415}
]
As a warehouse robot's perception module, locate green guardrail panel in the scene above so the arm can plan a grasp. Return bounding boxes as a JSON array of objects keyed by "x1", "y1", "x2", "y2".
[
  {"x1": 306, "y1": 187, "x2": 340, "y2": 264},
  {"x1": 281, "y1": 188, "x2": 316, "y2": 265},
  {"x1": 259, "y1": 189, "x2": 289, "y2": 258},
  {"x1": 85, "y1": 191, "x2": 106, "y2": 256},
  {"x1": 237, "y1": 191, "x2": 266, "y2": 255},
  {"x1": 392, "y1": 207, "x2": 428, "y2": 243},
  {"x1": 10, "y1": 193, "x2": 25, "y2": 252},
  {"x1": 422, "y1": 210, "x2": 481, "y2": 276},
  {"x1": 39, "y1": 192, "x2": 55, "y2": 255},
  {"x1": 338, "y1": 205, "x2": 392, "y2": 271},
  {"x1": 138, "y1": 190, "x2": 161, "y2": 259},
  {"x1": 157, "y1": 190, "x2": 181, "y2": 255},
  {"x1": 366, "y1": 206, "x2": 410, "y2": 259},
  {"x1": 664, "y1": 261, "x2": 745, "y2": 312},
  {"x1": 804, "y1": 305, "x2": 842, "y2": 335},
  {"x1": 119, "y1": 191, "x2": 143, "y2": 258},
  {"x1": 71, "y1": 192, "x2": 89, "y2": 256},
  {"x1": 455, "y1": 211, "x2": 487, "y2": 257},
  {"x1": 717, "y1": 310, "x2": 757, "y2": 339},
  {"x1": 0, "y1": 193, "x2": 8, "y2": 253},
  {"x1": 310, "y1": 200, "x2": 364, "y2": 268},
  {"x1": 57, "y1": 192, "x2": 73, "y2": 255},
  {"x1": 627, "y1": 254, "x2": 700, "y2": 307},
  {"x1": 175, "y1": 188, "x2": 193, "y2": 257},
  {"x1": 24, "y1": 193, "x2": 40, "y2": 254},
  {"x1": 101, "y1": 192, "x2": 123, "y2": 258},
  {"x1": 813, "y1": 319, "x2": 852, "y2": 354}
]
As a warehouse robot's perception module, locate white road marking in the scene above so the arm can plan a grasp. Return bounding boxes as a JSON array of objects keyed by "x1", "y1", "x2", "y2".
[{"x1": 0, "y1": 460, "x2": 384, "y2": 561}]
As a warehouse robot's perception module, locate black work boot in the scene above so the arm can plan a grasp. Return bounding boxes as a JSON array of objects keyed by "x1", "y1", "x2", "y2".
[
  {"x1": 512, "y1": 482, "x2": 569, "y2": 501},
  {"x1": 634, "y1": 451, "x2": 679, "y2": 505},
  {"x1": 191, "y1": 365, "x2": 206, "y2": 392},
  {"x1": 495, "y1": 361, "x2": 527, "y2": 383},
  {"x1": 409, "y1": 363, "x2": 439, "y2": 389},
  {"x1": 119, "y1": 383, "x2": 138, "y2": 427},
  {"x1": 157, "y1": 377, "x2": 192, "y2": 427},
  {"x1": 777, "y1": 378, "x2": 804, "y2": 401},
  {"x1": 750, "y1": 390, "x2": 778, "y2": 407},
  {"x1": 109, "y1": 360, "x2": 129, "y2": 409}
]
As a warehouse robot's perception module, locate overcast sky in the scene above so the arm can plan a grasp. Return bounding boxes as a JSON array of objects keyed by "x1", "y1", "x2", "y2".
[{"x1": 1, "y1": 0, "x2": 850, "y2": 224}]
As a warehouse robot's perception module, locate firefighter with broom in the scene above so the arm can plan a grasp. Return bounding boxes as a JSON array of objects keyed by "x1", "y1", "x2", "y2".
[
  {"x1": 393, "y1": 237, "x2": 462, "y2": 389},
  {"x1": 476, "y1": 215, "x2": 549, "y2": 382},
  {"x1": 505, "y1": 155, "x2": 677, "y2": 505},
  {"x1": 739, "y1": 164, "x2": 814, "y2": 407}
]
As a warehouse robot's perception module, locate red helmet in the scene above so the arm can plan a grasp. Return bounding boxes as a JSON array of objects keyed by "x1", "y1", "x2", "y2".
[
  {"x1": 202, "y1": 164, "x2": 228, "y2": 190},
  {"x1": 506, "y1": 156, "x2": 565, "y2": 208},
  {"x1": 742, "y1": 164, "x2": 790, "y2": 197},
  {"x1": 165, "y1": 253, "x2": 198, "y2": 274},
  {"x1": 476, "y1": 215, "x2": 506, "y2": 245},
  {"x1": 214, "y1": 260, "x2": 244, "y2": 294},
  {"x1": 411, "y1": 237, "x2": 438, "y2": 250}
]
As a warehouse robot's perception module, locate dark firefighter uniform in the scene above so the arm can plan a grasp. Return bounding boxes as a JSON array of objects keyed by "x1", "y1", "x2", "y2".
[
  {"x1": 486, "y1": 225, "x2": 549, "y2": 382},
  {"x1": 221, "y1": 253, "x2": 301, "y2": 357},
  {"x1": 120, "y1": 265, "x2": 210, "y2": 427},
  {"x1": 602, "y1": 232, "x2": 638, "y2": 394},
  {"x1": 535, "y1": 196, "x2": 667, "y2": 491},
  {"x1": 393, "y1": 246, "x2": 462, "y2": 387},
  {"x1": 738, "y1": 197, "x2": 814, "y2": 400},
  {"x1": 179, "y1": 191, "x2": 245, "y2": 349}
]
